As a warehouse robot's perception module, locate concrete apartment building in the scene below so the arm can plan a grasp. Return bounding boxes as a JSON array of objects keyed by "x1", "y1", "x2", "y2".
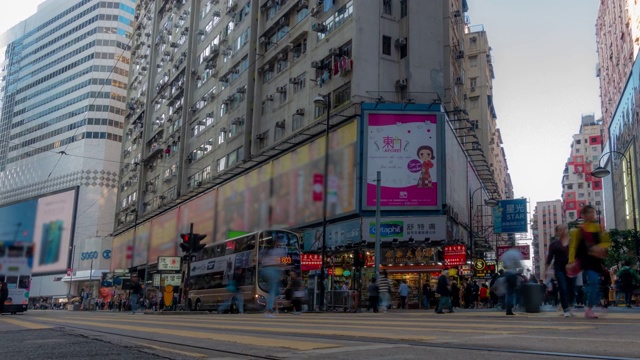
[
  {"x1": 561, "y1": 115, "x2": 604, "y2": 223},
  {"x1": 0, "y1": 0, "x2": 134, "y2": 300},
  {"x1": 596, "y1": 0, "x2": 640, "y2": 145},
  {"x1": 531, "y1": 199, "x2": 563, "y2": 276}
]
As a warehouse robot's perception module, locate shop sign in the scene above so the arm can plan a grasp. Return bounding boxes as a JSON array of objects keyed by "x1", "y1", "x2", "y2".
[
  {"x1": 301, "y1": 254, "x2": 322, "y2": 271},
  {"x1": 364, "y1": 216, "x2": 446, "y2": 242},
  {"x1": 162, "y1": 274, "x2": 182, "y2": 286},
  {"x1": 443, "y1": 245, "x2": 466, "y2": 266},
  {"x1": 158, "y1": 256, "x2": 181, "y2": 271},
  {"x1": 492, "y1": 199, "x2": 528, "y2": 234},
  {"x1": 459, "y1": 265, "x2": 472, "y2": 276},
  {"x1": 473, "y1": 260, "x2": 496, "y2": 280},
  {"x1": 496, "y1": 245, "x2": 530, "y2": 260},
  {"x1": 381, "y1": 247, "x2": 439, "y2": 265},
  {"x1": 153, "y1": 273, "x2": 161, "y2": 287},
  {"x1": 365, "y1": 254, "x2": 375, "y2": 267}
]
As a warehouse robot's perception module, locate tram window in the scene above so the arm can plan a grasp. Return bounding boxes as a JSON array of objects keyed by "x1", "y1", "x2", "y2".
[
  {"x1": 18, "y1": 275, "x2": 30, "y2": 289},
  {"x1": 8, "y1": 245, "x2": 23, "y2": 257},
  {"x1": 0, "y1": 274, "x2": 5, "y2": 283},
  {"x1": 0, "y1": 245, "x2": 5, "y2": 257},
  {"x1": 6, "y1": 276, "x2": 18, "y2": 289}
]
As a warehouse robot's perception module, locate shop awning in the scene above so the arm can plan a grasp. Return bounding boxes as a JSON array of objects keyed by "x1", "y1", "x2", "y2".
[{"x1": 61, "y1": 270, "x2": 107, "y2": 282}]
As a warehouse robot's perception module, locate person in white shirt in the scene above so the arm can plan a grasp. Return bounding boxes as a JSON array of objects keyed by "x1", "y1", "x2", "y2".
[{"x1": 398, "y1": 280, "x2": 410, "y2": 309}]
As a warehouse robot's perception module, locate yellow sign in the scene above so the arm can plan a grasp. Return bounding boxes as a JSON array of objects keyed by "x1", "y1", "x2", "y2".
[{"x1": 474, "y1": 259, "x2": 486, "y2": 271}]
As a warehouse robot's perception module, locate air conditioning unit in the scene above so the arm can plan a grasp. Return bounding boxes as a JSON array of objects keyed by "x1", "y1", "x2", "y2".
[
  {"x1": 236, "y1": 86, "x2": 246, "y2": 93},
  {"x1": 276, "y1": 120, "x2": 286, "y2": 128},
  {"x1": 190, "y1": 105, "x2": 198, "y2": 112},
  {"x1": 255, "y1": 133, "x2": 266, "y2": 140},
  {"x1": 295, "y1": 108, "x2": 305, "y2": 115},
  {"x1": 276, "y1": 86, "x2": 287, "y2": 93},
  {"x1": 289, "y1": 77, "x2": 298, "y2": 84},
  {"x1": 170, "y1": 42, "x2": 178, "y2": 48},
  {"x1": 395, "y1": 38, "x2": 407, "y2": 47},
  {"x1": 311, "y1": 23, "x2": 327, "y2": 33},
  {"x1": 329, "y1": 47, "x2": 340, "y2": 56},
  {"x1": 263, "y1": 64, "x2": 273, "y2": 72},
  {"x1": 213, "y1": 10, "x2": 221, "y2": 17},
  {"x1": 298, "y1": 1, "x2": 309, "y2": 10},
  {"x1": 456, "y1": 50, "x2": 465, "y2": 59},
  {"x1": 266, "y1": 94, "x2": 274, "y2": 101},
  {"x1": 277, "y1": 53, "x2": 287, "y2": 60},
  {"x1": 259, "y1": 36, "x2": 267, "y2": 44},
  {"x1": 311, "y1": 60, "x2": 323, "y2": 68},
  {"x1": 395, "y1": 78, "x2": 408, "y2": 88},
  {"x1": 310, "y1": 5, "x2": 321, "y2": 17},
  {"x1": 470, "y1": 86, "x2": 476, "y2": 92},
  {"x1": 197, "y1": 29, "x2": 205, "y2": 36},
  {"x1": 455, "y1": 77, "x2": 464, "y2": 85}
]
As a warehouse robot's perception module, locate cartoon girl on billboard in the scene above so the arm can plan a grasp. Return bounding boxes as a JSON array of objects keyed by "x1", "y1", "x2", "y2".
[{"x1": 416, "y1": 145, "x2": 435, "y2": 188}]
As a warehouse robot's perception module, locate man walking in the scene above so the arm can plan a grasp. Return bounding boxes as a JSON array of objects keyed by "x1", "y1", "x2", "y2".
[
  {"x1": 617, "y1": 260, "x2": 640, "y2": 308},
  {"x1": 500, "y1": 248, "x2": 523, "y2": 316},
  {"x1": 435, "y1": 269, "x2": 454, "y2": 314},
  {"x1": 398, "y1": 280, "x2": 410, "y2": 310},
  {"x1": 130, "y1": 275, "x2": 143, "y2": 314}
]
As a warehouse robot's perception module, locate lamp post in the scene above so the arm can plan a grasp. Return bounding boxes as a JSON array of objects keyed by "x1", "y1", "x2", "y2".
[
  {"x1": 591, "y1": 151, "x2": 639, "y2": 259},
  {"x1": 314, "y1": 94, "x2": 331, "y2": 311},
  {"x1": 469, "y1": 187, "x2": 499, "y2": 264}
]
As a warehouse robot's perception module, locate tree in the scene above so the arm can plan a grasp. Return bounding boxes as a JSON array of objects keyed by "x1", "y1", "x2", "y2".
[{"x1": 605, "y1": 229, "x2": 637, "y2": 269}]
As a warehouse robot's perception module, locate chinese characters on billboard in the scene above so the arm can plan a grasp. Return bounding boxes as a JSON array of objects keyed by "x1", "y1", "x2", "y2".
[
  {"x1": 492, "y1": 199, "x2": 528, "y2": 233},
  {"x1": 363, "y1": 111, "x2": 442, "y2": 210},
  {"x1": 444, "y1": 245, "x2": 467, "y2": 266}
]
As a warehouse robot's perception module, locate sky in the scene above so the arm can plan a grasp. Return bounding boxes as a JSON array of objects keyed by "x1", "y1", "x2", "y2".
[
  {"x1": 466, "y1": 0, "x2": 601, "y2": 210},
  {"x1": 1, "y1": 1, "x2": 603, "y2": 212}
]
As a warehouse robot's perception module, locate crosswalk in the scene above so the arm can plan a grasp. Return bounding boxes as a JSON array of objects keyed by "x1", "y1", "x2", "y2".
[{"x1": 2, "y1": 310, "x2": 640, "y2": 358}]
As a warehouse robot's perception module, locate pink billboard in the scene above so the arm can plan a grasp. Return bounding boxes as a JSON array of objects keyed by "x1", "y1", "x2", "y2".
[{"x1": 363, "y1": 112, "x2": 442, "y2": 210}]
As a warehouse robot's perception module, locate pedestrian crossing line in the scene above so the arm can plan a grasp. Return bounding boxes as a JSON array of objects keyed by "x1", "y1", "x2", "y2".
[
  {"x1": 0, "y1": 317, "x2": 52, "y2": 330},
  {"x1": 37, "y1": 315, "x2": 517, "y2": 337},
  {"x1": 205, "y1": 316, "x2": 593, "y2": 331},
  {"x1": 130, "y1": 340, "x2": 209, "y2": 358},
  {"x1": 28, "y1": 317, "x2": 337, "y2": 351}
]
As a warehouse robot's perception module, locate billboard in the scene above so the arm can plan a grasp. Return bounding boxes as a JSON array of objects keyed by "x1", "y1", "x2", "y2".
[
  {"x1": 497, "y1": 245, "x2": 531, "y2": 260},
  {"x1": 363, "y1": 109, "x2": 443, "y2": 210},
  {"x1": 362, "y1": 216, "x2": 447, "y2": 241},
  {"x1": 492, "y1": 199, "x2": 528, "y2": 233},
  {"x1": 0, "y1": 188, "x2": 78, "y2": 275},
  {"x1": 150, "y1": 209, "x2": 178, "y2": 261},
  {"x1": 179, "y1": 190, "x2": 215, "y2": 244}
]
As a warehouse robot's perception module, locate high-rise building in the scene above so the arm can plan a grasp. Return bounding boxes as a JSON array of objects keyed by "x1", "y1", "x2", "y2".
[
  {"x1": 0, "y1": 0, "x2": 134, "y2": 299},
  {"x1": 561, "y1": 115, "x2": 604, "y2": 223},
  {"x1": 532, "y1": 199, "x2": 564, "y2": 276},
  {"x1": 595, "y1": 0, "x2": 640, "y2": 145}
]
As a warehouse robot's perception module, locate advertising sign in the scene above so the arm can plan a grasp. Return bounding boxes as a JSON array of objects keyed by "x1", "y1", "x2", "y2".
[
  {"x1": 492, "y1": 199, "x2": 528, "y2": 233},
  {"x1": 158, "y1": 256, "x2": 182, "y2": 271},
  {"x1": 0, "y1": 188, "x2": 78, "y2": 275},
  {"x1": 301, "y1": 254, "x2": 322, "y2": 271},
  {"x1": 363, "y1": 108, "x2": 442, "y2": 210},
  {"x1": 303, "y1": 218, "x2": 361, "y2": 251},
  {"x1": 363, "y1": 216, "x2": 447, "y2": 241},
  {"x1": 150, "y1": 210, "x2": 178, "y2": 260},
  {"x1": 443, "y1": 245, "x2": 467, "y2": 266},
  {"x1": 496, "y1": 245, "x2": 531, "y2": 260},
  {"x1": 381, "y1": 246, "x2": 439, "y2": 265},
  {"x1": 473, "y1": 259, "x2": 496, "y2": 280},
  {"x1": 161, "y1": 274, "x2": 182, "y2": 286}
]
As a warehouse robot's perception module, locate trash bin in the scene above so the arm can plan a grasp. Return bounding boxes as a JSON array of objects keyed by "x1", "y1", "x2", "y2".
[{"x1": 521, "y1": 283, "x2": 544, "y2": 313}]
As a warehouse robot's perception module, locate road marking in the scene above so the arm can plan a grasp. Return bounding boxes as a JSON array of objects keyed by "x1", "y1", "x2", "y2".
[
  {"x1": 130, "y1": 340, "x2": 209, "y2": 358},
  {"x1": 0, "y1": 317, "x2": 52, "y2": 330},
  {"x1": 302, "y1": 343, "x2": 409, "y2": 355},
  {"x1": 30, "y1": 317, "x2": 337, "y2": 351}
]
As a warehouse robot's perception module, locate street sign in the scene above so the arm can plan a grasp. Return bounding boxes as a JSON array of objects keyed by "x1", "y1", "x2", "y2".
[
  {"x1": 492, "y1": 199, "x2": 528, "y2": 233},
  {"x1": 158, "y1": 256, "x2": 182, "y2": 271}
]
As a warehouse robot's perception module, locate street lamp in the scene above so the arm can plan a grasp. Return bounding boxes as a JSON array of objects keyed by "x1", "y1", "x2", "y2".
[
  {"x1": 591, "y1": 151, "x2": 639, "y2": 259},
  {"x1": 314, "y1": 94, "x2": 331, "y2": 311},
  {"x1": 469, "y1": 187, "x2": 499, "y2": 264}
]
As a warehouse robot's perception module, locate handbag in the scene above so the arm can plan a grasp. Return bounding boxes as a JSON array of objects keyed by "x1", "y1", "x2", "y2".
[
  {"x1": 293, "y1": 290, "x2": 306, "y2": 299},
  {"x1": 566, "y1": 260, "x2": 582, "y2": 278}
]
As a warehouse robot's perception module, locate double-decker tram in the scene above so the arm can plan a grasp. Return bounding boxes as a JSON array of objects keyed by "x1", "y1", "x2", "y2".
[
  {"x1": 186, "y1": 229, "x2": 300, "y2": 312},
  {"x1": 0, "y1": 241, "x2": 34, "y2": 314}
]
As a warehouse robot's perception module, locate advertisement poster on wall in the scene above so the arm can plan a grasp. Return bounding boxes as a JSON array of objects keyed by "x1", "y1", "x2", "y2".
[
  {"x1": 492, "y1": 199, "x2": 528, "y2": 233},
  {"x1": 150, "y1": 210, "x2": 178, "y2": 261},
  {"x1": 110, "y1": 229, "x2": 133, "y2": 271},
  {"x1": 180, "y1": 190, "x2": 215, "y2": 244},
  {"x1": 362, "y1": 108, "x2": 443, "y2": 210},
  {"x1": 362, "y1": 216, "x2": 447, "y2": 241},
  {"x1": 0, "y1": 188, "x2": 78, "y2": 275},
  {"x1": 132, "y1": 222, "x2": 150, "y2": 267}
]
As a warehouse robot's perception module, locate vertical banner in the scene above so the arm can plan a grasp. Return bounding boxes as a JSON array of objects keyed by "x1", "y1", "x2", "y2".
[
  {"x1": 362, "y1": 107, "x2": 442, "y2": 210},
  {"x1": 313, "y1": 173, "x2": 324, "y2": 202},
  {"x1": 492, "y1": 199, "x2": 528, "y2": 233}
]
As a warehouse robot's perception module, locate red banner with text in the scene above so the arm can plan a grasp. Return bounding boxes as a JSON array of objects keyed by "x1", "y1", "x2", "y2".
[{"x1": 443, "y1": 245, "x2": 467, "y2": 266}]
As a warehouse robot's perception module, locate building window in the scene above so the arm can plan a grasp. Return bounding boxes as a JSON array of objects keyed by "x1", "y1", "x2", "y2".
[
  {"x1": 333, "y1": 83, "x2": 351, "y2": 108},
  {"x1": 470, "y1": 77, "x2": 477, "y2": 89},
  {"x1": 400, "y1": 0, "x2": 407, "y2": 18},
  {"x1": 382, "y1": 35, "x2": 392, "y2": 55},
  {"x1": 383, "y1": 0, "x2": 392, "y2": 15},
  {"x1": 469, "y1": 55, "x2": 478, "y2": 68},
  {"x1": 469, "y1": 96, "x2": 479, "y2": 109}
]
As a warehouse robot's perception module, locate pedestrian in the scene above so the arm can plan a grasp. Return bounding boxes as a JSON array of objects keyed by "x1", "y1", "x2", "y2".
[
  {"x1": 464, "y1": 280, "x2": 473, "y2": 309},
  {"x1": 435, "y1": 269, "x2": 454, "y2": 314},
  {"x1": 129, "y1": 275, "x2": 143, "y2": 314},
  {"x1": 422, "y1": 281, "x2": 432, "y2": 309},
  {"x1": 398, "y1": 280, "x2": 410, "y2": 310},
  {"x1": 479, "y1": 283, "x2": 489, "y2": 308},
  {"x1": 471, "y1": 280, "x2": 480, "y2": 309},
  {"x1": 616, "y1": 260, "x2": 640, "y2": 308},
  {"x1": 501, "y1": 248, "x2": 523, "y2": 316},
  {"x1": 0, "y1": 281, "x2": 8, "y2": 315},
  {"x1": 288, "y1": 272, "x2": 304, "y2": 315},
  {"x1": 567, "y1": 205, "x2": 611, "y2": 319},
  {"x1": 260, "y1": 236, "x2": 287, "y2": 318},
  {"x1": 377, "y1": 270, "x2": 392, "y2": 312},
  {"x1": 450, "y1": 280, "x2": 460, "y2": 309},
  {"x1": 367, "y1": 277, "x2": 379, "y2": 313}
]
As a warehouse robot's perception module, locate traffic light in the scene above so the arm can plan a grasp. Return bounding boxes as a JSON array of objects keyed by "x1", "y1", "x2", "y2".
[
  {"x1": 179, "y1": 233, "x2": 191, "y2": 253},
  {"x1": 353, "y1": 248, "x2": 364, "y2": 268},
  {"x1": 192, "y1": 233, "x2": 207, "y2": 253}
]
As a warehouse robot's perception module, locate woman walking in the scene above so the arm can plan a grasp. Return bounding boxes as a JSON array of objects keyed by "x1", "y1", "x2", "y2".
[{"x1": 545, "y1": 224, "x2": 575, "y2": 317}]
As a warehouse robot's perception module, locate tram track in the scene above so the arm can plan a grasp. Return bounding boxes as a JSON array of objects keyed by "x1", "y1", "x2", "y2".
[{"x1": 29, "y1": 317, "x2": 637, "y2": 360}]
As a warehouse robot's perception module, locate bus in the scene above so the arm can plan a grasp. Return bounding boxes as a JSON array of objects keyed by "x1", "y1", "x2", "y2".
[
  {"x1": 0, "y1": 241, "x2": 34, "y2": 314},
  {"x1": 186, "y1": 229, "x2": 300, "y2": 312}
]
